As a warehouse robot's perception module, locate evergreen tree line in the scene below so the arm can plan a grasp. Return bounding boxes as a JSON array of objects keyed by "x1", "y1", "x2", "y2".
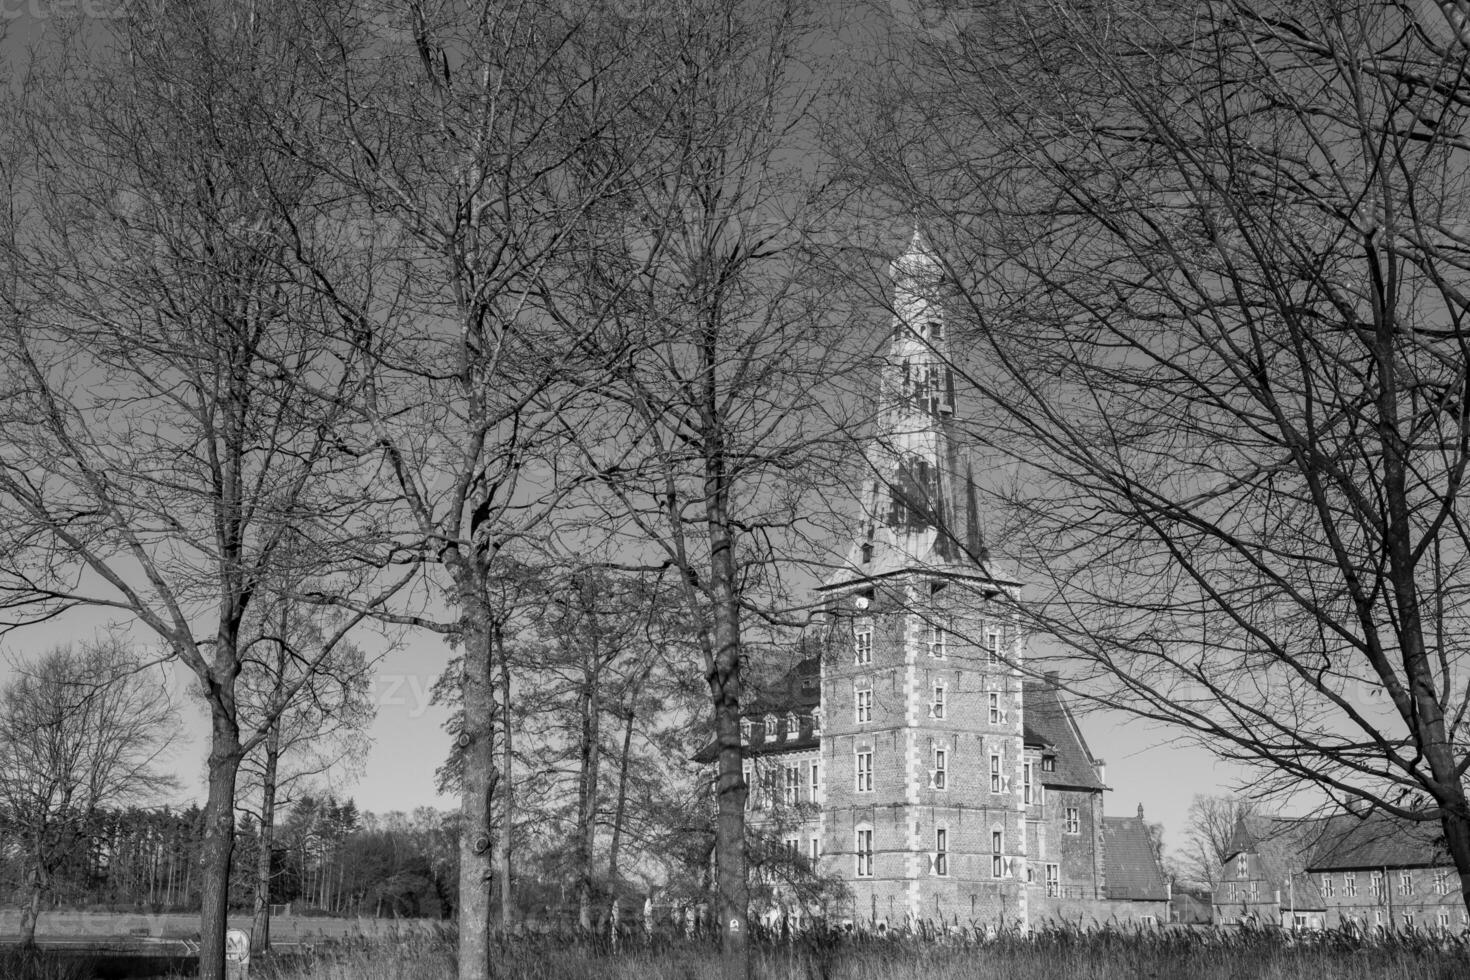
[{"x1": 0, "y1": 797, "x2": 456, "y2": 919}]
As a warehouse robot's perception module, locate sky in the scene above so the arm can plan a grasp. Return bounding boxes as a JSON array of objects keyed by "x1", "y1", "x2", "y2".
[{"x1": 0, "y1": 0, "x2": 1261, "y2": 865}]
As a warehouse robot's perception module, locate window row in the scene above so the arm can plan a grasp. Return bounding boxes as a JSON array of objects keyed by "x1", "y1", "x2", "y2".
[
  {"x1": 851, "y1": 625, "x2": 1005, "y2": 664},
  {"x1": 740, "y1": 711, "x2": 821, "y2": 742},
  {"x1": 743, "y1": 760, "x2": 821, "y2": 809},
  {"x1": 852, "y1": 828, "x2": 1050, "y2": 883},
  {"x1": 848, "y1": 686, "x2": 1010, "y2": 725},
  {"x1": 1318, "y1": 869, "x2": 1451, "y2": 898}
]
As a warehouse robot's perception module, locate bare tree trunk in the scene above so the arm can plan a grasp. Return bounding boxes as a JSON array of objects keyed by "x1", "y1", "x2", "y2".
[
  {"x1": 607, "y1": 709, "x2": 636, "y2": 885},
  {"x1": 497, "y1": 643, "x2": 514, "y2": 932},
  {"x1": 575, "y1": 658, "x2": 602, "y2": 935},
  {"x1": 198, "y1": 706, "x2": 243, "y2": 980},
  {"x1": 458, "y1": 596, "x2": 496, "y2": 980},
  {"x1": 707, "y1": 477, "x2": 748, "y2": 978},
  {"x1": 18, "y1": 865, "x2": 42, "y2": 948},
  {"x1": 250, "y1": 722, "x2": 281, "y2": 956}
]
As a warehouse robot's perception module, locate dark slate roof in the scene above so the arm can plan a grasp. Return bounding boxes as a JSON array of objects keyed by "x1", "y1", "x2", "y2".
[
  {"x1": 1022, "y1": 681, "x2": 1105, "y2": 790},
  {"x1": 1221, "y1": 814, "x2": 1328, "y2": 893},
  {"x1": 746, "y1": 655, "x2": 820, "y2": 715},
  {"x1": 1101, "y1": 814, "x2": 1169, "y2": 901},
  {"x1": 1287, "y1": 871, "x2": 1326, "y2": 910},
  {"x1": 693, "y1": 656, "x2": 821, "y2": 763},
  {"x1": 1305, "y1": 811, "x2": 1449, "y2": 871}
]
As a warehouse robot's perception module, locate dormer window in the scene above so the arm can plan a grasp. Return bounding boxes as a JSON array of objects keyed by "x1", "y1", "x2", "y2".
[
  {"x1": 929, "y1": 320, "x2": 943, "y2": 341},
  {"x1": 784, "y1": 712, "x2": 798, "y2": 741},
  {"x1": 740, "y1": 719, "x2": 751, "y2": 742},
  {"x1": 1042, "y1": 755, "x2": 1056, "y2": 773},
  {"x1": 764, "y1": 714, "x2": 777, "y2": 742},
  {"x1": 811, "y1": 707, "x2": 823, "y2": 735}
]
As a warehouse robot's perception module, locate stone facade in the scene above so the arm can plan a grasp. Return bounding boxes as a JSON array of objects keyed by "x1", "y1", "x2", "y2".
[
  {"x1": 734, "y1": 230, "x2": 1169, "y2": 931},
  {"x1": 1215, "y1": 811, "x2": 1469, "y2": 933}
]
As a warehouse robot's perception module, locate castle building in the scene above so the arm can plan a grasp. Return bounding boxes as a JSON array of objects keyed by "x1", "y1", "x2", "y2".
[{"x1": 736, "y1": 230, "x2": 1168, "y2": 930}]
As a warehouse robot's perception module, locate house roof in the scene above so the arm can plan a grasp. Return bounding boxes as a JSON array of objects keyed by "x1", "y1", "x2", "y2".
[
  {"x1": 1286, "y1": 872, "x2": 1326, "y2": 910},
  {"x1": 693, "y1": 656, "x2": 821, "y2": 763},
  {"x1": 1022, "y1": 681, "x2": 1105, "y2": 790},
  {"x1": 1101, "y1": 812, "x2": 1169, "y2": 901},
  {"x1": 1305, "y1": 811, "x2": 1449, "y2": 871}
]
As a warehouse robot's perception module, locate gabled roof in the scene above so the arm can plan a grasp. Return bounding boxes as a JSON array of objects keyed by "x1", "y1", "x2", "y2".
[
  {"x1": 1101, "y1": 812, "x2": 1169, "y2": 901},
  {"x1": 1022, "y1": 681, "x2": 1105, "y2": 790},
  {"x1": 1305, "y1": 811, "x2": 1449, "y2": 871}
]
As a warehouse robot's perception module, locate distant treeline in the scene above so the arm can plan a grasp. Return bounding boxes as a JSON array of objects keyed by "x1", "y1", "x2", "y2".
[{"x1": 0, "y1": 795, "x2": 458, "y2": 918}]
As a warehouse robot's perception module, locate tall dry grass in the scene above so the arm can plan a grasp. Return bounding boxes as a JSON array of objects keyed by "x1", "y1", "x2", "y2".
[{"x1": 251, "y1": 924, "x2": 1470, "y2": 980}]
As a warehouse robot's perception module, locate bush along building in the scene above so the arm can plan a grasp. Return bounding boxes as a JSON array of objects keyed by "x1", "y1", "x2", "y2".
[
  {"x1": 1216, "y1": 811, "x2": 1468, "y2": 934},
  {"x1": 729, "y1": 230, "x2": 1169, "y2": 931}
]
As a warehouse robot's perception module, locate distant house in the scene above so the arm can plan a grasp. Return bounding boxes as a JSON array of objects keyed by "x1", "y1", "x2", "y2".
[
  {"x1": 1100, "y1": 805, "x2": 1170, "y2": 923},
  {"x1": 1215, "y1": 811, "x2": 1466, "y2": 933},
  {"x1": 1214, "y1": 815, "x2": 1325, "y2": 928},
  {"x1": 1307, "y1": 812, "x2": 1464, "y2": 935}
]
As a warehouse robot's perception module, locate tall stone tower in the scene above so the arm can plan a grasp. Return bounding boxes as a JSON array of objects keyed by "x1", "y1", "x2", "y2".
[{"x1": 816, "y1": 228, "x2": 1030, "y2": 929}]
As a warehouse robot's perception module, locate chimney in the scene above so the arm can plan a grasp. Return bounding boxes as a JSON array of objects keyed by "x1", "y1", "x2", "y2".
[
  {"x1": 1096, "y1": 758, "x2": 1107, "y2": 784},
  {"x1": 1137, "y1": 803, "x2": 1145, "y2": 820}
]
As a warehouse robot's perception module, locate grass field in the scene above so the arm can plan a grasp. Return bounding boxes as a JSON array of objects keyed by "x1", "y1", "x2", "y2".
[{"x1": 244, "y1": 927, "x2": 1470, "y2": 980}]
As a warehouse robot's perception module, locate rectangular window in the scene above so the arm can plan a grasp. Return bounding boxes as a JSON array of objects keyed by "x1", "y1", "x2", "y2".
[
  {"x1": 988, "y1": 692, "x2": 1000, "y2": 725},
  {"x1": 1042, "y1": 755, "x2": 1055, "y2": 772},
  {"x1": 1345, "y1": 872, "x2": 1357, "y2": 897},
  {"x1": 1046, "y1": 863, "x2": 1060, "y2": 898},
  {"x1": 985, "y1": 630, "x2": 1001, "y2": 665},
  {"x1": 932, "y1": 748, "x2": 947, "y2": 790},
  {"x1": 1435, "y1": 870, "x2": 1449, "y2": 895},
  {"x1": 1403, "y1": 912, "x2": 1414, "y2": 929},
  {"x1": 1321, "y1": 874, "x2": 1333, "y2": 898},
  {"x1": 990, "y1": 753, "x2": 1002, "y2": 793},
  {"x1": 855, "y1": 750, "x2": 873, "y2": 792},
  {"x1": 855, "y1": 829, "x2": 873, "y2": 877},
  {"x1": 991, "y1": 830, "x2": 1003, "y2": 878},
  {"x1": 856, "y1": 688, "x2": 873, "y2": 724},
  {"x1": 1400, "y1": 870, "x2": 1412, "y2": 896},
  {"x1": 854, "y1": 627, "x2": 873, "y2": 665},
  {"x1": 1249, "y1": 880, "x2": 1257, "y2": 897},
  {"x1": 809, "y1": 837, "x2": 820, "y2": 863},
  {"x1": 1064, "y1": 807, "x2": 1080, "y2": 835},
  {"x1": 931, "y1": 682, "x2": 946, "y2": 719},
  {"x1": 934, "y1": 828, "x2": 949, "y2": 876},
  {"x1": 928, "y1": 625, "x2": 946, "y2": 659},
  {"x1": 784, "y1": 837, "x2": 799, "y2": 856},
  {"x1": 810, "y1": 761, "x2": 820, "y2": 802},
  {"x1": 1439, "y1": 911, "x2": 1451, "y2": 933},
  {"x1": 784, "y1": 765, "x2": 799, "y2": 807},
  {"x1": 1371, "y1": 871, "x2": 1383, "y2": 899},
  {"x1": 1237, "y1": 854, "x2": 1247, "y2": 878},
  {"x1": 1023, "y1": 762, "x2": 1034, "y2": 805},
  {"x1": 742, "y1": 766, "x2": 752, "y2": 810}
]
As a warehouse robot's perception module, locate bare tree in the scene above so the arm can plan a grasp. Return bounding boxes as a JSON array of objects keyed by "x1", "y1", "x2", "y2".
[
  {"x1": 236, "y1": 599, "x2": 373, "y2": 955},
  {"x1": 855, "y1": 0, "x2": 1470, "y2": 912},
  {"x1": 544, "y1": 1, "x2": 857, "y2": 971},
  {"x1": 0, "y1": 640, "x2": 176, "y2": 947},
  {"x1": 271, "y1": 6, "x2": 724, "y2": 975},
  {"x1": 0, "y1": 8, "x2": 395, "y2": 977},
  {"x1": 1177, "y1": 795, "x2": 1255, "y2": 893}
]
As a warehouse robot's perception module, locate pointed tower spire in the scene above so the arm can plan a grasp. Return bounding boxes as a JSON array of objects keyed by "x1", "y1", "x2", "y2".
[{"x1": 820, "y1": 225, "x2": 1012, "y2": 590}]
